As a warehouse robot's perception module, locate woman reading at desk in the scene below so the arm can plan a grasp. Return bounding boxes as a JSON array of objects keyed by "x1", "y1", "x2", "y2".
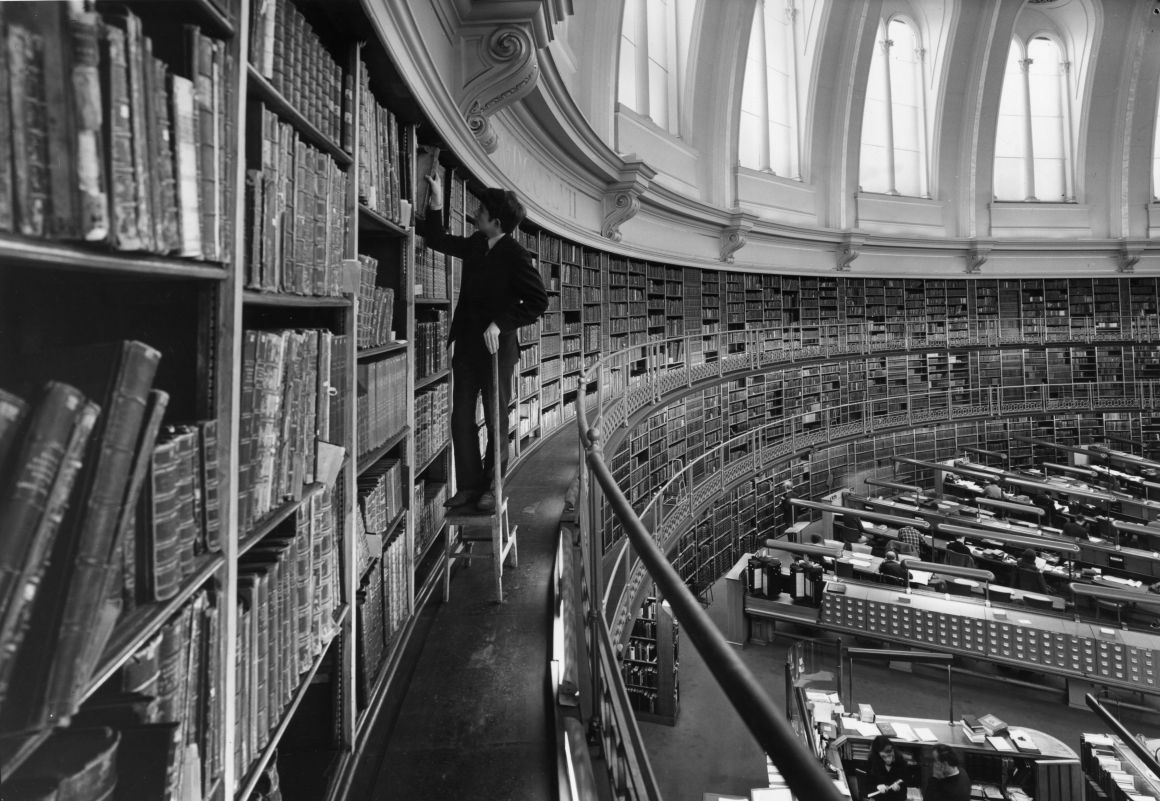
[{"x1": 865, "y1": 735, "x2": 907, "y2": 800}]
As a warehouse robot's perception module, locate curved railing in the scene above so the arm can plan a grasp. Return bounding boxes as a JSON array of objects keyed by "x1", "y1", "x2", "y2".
[
  {"x1": 560, "y1": 315, "x2": 1160, "y2": 800},
  {"x1": 571, "y1": 398, "x2": 847, "y2": 801},
  {"x1": 586, "y1": 315, "x2": 1160, "y2": 443}
]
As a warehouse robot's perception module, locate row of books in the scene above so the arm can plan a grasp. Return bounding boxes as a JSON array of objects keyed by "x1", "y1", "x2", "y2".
[
  {"x1": 355, "y1": 526, "x2": 409, "y2": 705},
  {"x1": 356, "y1": 255, "x2": 397, "y2": 348},
  {"x1": 1081, "y1": 733, "x2": 1160, "y2": 801},
  {"x1": 0, "y1": 340, "x2": 165, "y2": 736},
  {"x1": 6, "y1": 587, "x2": 222, "y2": 801},
  {"x1": 354, "y1": 354, "x2": 407, "y2": 459},
  {"x1": 238, "y1": 328, "x2": 342, "y2": 535},
  {"x1": 0, "y1": 5, "x2": 232, "y2": 261},
  {"x1": 414, "y1": 480, "x2": 448, "y2": 559},
  {"x1": 413, "y1": 235, "x2": 450, "y2": 300},
  {"x1": 415, "y1": 312, "x2": 450, "y2": 380},
  {"x1": 358, "y1": 457, "x2": 406, "y2": 537},
  {"x1": 244, "y1": 105, "x2": 350, "y2": 296},
  {"x1": 235, "y1": 487, "x2": 341, "y2": 782},
  {"x1": 356, "y1": 55, "x2": 411, "y2": 225},
  {"x1": 249, "y1": 0, "x2": 348, "y2": 148},
  {"x1": 414, "y1": 383, "x2": 450, "y2": 469}
]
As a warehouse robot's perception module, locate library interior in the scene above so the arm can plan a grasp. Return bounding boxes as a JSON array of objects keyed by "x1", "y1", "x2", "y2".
[{"x1": 9, "y1": 1, "x2": 1160, "y2": 800}]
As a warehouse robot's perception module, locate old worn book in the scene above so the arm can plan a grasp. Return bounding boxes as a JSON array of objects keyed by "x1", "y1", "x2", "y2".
[
  {"x1": 8, "y1": 22, "x2": 49, "y2": 238},
  {"x1": 106, "y1": 7, "x2": 155, "y2": 251},
  {"x1": 66, "y1": 3, "x2": 110, "y2": 241},
  {"x1": 0, "y1": 5, "x2": 13, "y2": 232},
  {"x1": 170, "y1": 73, "x2": 202, "y2": 258},
  {"x1": 99, "y1": 17, "x2": 142, "y2": 250},
  {"x1": 6, "y1": 341, "x2": 160, "y2": 731},
  {"x1": 0, "y1": 384, "x2": 98, "y2": 711},
  {"x1": 0, "y1": 388, "x2": 30, "y2": 485}
]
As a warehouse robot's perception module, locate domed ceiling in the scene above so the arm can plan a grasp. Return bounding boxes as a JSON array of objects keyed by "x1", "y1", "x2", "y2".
[{"x1": 365, "y1": 0, "x2": 1160, "y2": 276}]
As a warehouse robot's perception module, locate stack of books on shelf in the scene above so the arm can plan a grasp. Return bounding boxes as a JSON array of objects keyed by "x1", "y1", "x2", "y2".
[
  {"x1": 354, "y1": 352, "x2": 407, "y2": 458},
  {"x1": 413, "y1": 384, "x2": 449, "y2": 467},
  {"x1": 244, "y1": 105, "x2": 350, "y2": 295},
  {"x1": 0, "y1": 4, "x2": 232, "y2": 261},
  {"x1": 356, "y1": 54, "x2": 410, "y2": 225},
  {"x1": 249, "y1": 0, "x2": 347, "y2": 147},
  {"x1": 355, "y1": 255, "x2": 396, "y2": 348},
  {"x1": 415, "y1": 311, "x2": 450, "y2": 380},
  {"x1": 235, "y1": 486, "x2": 341, "y2": 776},
  {"x1": 357, "y1": 458, "x2": 405, "y2": 540},
  {"x1": 238, "y1": 329, "x2": 342, "y2": 533},
  {"x1": 413, "y1": 480, "x2": 448, "y2": 559}
]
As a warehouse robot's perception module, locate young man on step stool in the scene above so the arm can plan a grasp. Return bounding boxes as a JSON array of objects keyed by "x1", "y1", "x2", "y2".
[{"x1": 418, "y1": 175, "x2": 548, "y2": 512}]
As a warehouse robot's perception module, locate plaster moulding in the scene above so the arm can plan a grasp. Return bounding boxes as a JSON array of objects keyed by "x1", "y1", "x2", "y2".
[
  {"x1": 602, "y1": 158, "x2": 656, "y2": 242},
  {"x1": 834, "y1": 234, "x2": 866, "y2": 272},
  {"x1": 965, "y1": 244, "x2": 991, "y2": 274}
]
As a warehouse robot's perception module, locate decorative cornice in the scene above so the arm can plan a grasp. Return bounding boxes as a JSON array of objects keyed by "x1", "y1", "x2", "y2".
[
  {"x1": 965, "y1": 243, "x2": 991, "y2": 274},
  {"x1": 720, "y1": 212, "x2": 759, "y2": 263},
  {"x1": 602, "y1": 158, "x2": 656, "y2": 242},
  {"x1": 834, "y1": 233, "x2": 865, "y2": 271}
]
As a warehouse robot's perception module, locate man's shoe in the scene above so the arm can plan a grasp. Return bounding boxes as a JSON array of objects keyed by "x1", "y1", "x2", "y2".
[
  {"x1": 476, "y1": 490, "x2": 496, "y2": 512},
  {"x1": 444, "y1": 489, "x2": 478, "y2": 508}
]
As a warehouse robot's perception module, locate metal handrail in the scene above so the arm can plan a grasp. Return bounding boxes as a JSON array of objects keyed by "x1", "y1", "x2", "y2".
[{"x1": 576, "y1": 397, "x2": 847, "y2": 801}]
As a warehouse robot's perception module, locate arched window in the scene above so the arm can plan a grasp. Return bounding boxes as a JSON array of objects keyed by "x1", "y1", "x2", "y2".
[
  {"x1": 618, "y1": 0, "x2": 694, "y2": 135},
  {"x1": 739, "y1": 0, "x2": 800, "y2": 178},
  {"x1": 859, "y1": 17, "x2": 928, "y2": 197},
  {"x1": 993, "y1": 35, "x2": 1074, "y2": 201}
]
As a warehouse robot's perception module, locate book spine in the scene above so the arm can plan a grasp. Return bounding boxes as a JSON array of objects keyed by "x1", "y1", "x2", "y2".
[
  {"x1": 0, "y1": 388, "x2": 98, "y2": 711},
  {"x1": 100, "y1": 21, "x2": 142, "y2": 250},
  {"x1": 152, "y1": 56, "x2": 181, "y2": 254},
  {"x1": 40, "y1": 5, "x2": 80, "y2": 241},
  {"x1": 170, "y1": 73, "x2": 202, "y2": 258},
  {"x1": 121, "y1": 10, "x2": 156, "y2": 252},
  {"x1": 0, "y1": 5, "x2": 13, "y2": 232},
  {"x1": 0, "y1": 389, "x2": 30, "y2": 485},
  {"x1": 198, "y1": 419, "x2": 222, "y2": 552},
  {"x1": 9, "y1": 24, "x2": 49, "y2": 238},
  {"x1": 140, "y1": 36, "x2": 166, "y2": 253},
  {"x1": 67, "y1": 5, "x2": 110, "y2": 242},
  {"x1": 188, "y1": 26, "x2": 216, "y2": 262},
  {"x1": 147, "y1": 438, "x2": 183, "y2": 602}
]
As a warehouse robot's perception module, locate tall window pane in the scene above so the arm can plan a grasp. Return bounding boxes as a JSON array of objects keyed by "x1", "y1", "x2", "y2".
[
  {"x1": 859, "y1": 22, "x2": 891, "y2": 193},
  {"x1": 993, "y1": 41, "x2": 1027, "y2": 200},
  {"x1": 1028, "y1": 37, "x2": 1066, "y2": 201},
  {"x1": 737, "y1": 0, "x2": 805, "y2": 178},
  {"x1": 619, "y1": 0, "x2": 642, "y2": 113},
  {"x1": 889, "y1": 21, "x2": 922, "y2": 196}
]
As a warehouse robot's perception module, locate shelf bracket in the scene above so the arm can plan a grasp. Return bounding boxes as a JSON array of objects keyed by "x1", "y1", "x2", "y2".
[
  {"x1": 834, "y1": 234, "x2": 865, "y2": 272},
  {"x1": 602, "y1": 158, "x2": 656, "y2": 242},
  {"x1": 720, "y1": 211, "x2": 759, "y2": 263},
  {"x1": 965, "y1": 244, "x2": 991, "y2": 275}
]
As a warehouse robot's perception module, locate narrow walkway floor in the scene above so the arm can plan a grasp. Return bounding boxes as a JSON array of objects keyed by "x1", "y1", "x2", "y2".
[{"x1": 350, "y1": 429, "x2": 580, "y2": 800}]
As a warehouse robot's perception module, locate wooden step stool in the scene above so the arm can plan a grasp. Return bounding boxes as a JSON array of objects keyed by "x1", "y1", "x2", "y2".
[{"x1": 443, "y1": 498, "x2": 518, "y2": 603}]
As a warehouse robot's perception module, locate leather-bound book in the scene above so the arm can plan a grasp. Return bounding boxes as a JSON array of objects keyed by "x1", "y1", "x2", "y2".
[
  {"x1": 0, "y1": 384, "x2": 97, "y2": 712},
  {"x1": 8, "y1": 21, "x2": 49, "y2": 238},
  {"x1": 98, "y1": 17, "x2": 142, "y2": 250}
]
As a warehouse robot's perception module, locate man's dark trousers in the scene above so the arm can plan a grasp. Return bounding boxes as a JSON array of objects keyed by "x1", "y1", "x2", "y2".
[{"x1": 451, "y1": 333, "x2": 518, "y2": 495}]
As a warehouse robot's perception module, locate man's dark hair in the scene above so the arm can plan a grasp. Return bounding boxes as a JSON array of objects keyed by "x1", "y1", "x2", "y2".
[
  {"x1": 934, "y1": 745, "x2": 960, "y2": 768},
  {"x1": 480, "y1": 188, "x2": 526, "y2": 234}
]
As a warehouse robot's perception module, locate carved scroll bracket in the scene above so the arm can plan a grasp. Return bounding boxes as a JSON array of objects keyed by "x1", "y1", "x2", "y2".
[
  {"x1": 602, "y1": 158, "x2": 656, "y2": 242},
  {"x1": 720, "y1": 211, "x2": 759, "y2": 263},
  {"x1": 460, "y1": 25, "x2": 540, "y2": 154},
  {"x1": 835, "y1": 233, "x2": 866, "y2": 272}
]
